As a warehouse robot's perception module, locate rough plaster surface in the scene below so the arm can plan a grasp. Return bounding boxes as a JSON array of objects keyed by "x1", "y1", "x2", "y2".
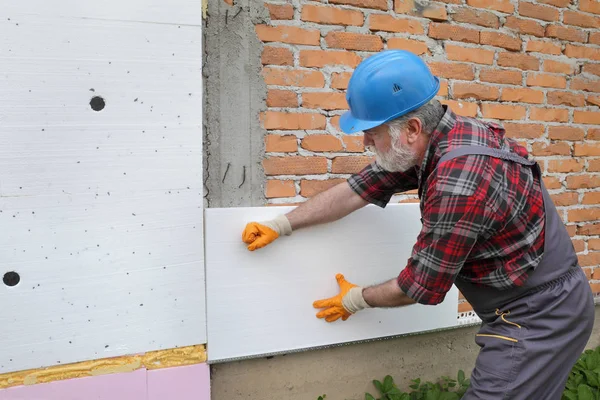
[
  {"x1": 211, "y1": 308, "x2": 600, "y2": 400},
  {"x1": 203, "y1": 0, "x2": 268, "y2": 208}
]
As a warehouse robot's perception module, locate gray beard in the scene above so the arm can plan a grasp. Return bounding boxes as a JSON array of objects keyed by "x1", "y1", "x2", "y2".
[{"x1": 370, "y1": 141, "x2": 419, "y2": 172}]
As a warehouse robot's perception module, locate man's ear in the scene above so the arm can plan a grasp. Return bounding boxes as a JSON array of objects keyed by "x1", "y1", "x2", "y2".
[{"x1": 405, "y1": 118, "x2": 423, "y2": 144}]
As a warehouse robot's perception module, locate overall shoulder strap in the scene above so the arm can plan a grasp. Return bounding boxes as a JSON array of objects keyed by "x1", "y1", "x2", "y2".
[{"x1": 438, "y1": 145, "x2": 536, "y2": 167}]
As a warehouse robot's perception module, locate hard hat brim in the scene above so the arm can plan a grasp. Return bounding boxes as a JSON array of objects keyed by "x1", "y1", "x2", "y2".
[{"x1": 339, "y1": 111, "x2": 388, "y2": 135}]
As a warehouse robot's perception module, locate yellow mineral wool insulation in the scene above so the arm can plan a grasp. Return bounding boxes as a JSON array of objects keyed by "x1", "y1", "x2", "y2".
[{"x1": 0, "y1": 345, "x2": 206, "y2": 389}]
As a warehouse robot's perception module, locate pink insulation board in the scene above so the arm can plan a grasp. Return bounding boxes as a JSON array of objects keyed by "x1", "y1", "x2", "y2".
[{"x1": 0, "y1": 364, "x2": 210, "y2": 400}]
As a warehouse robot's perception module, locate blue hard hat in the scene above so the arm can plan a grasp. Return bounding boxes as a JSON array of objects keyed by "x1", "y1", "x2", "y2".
[{"x1": 339, "y1": 50, "x2": 440, "y2": 134}]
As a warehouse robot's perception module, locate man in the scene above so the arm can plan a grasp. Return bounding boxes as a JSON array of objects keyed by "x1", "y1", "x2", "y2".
[{"x1": 242, "y1": 50, "x2": 595, "y2": 399}]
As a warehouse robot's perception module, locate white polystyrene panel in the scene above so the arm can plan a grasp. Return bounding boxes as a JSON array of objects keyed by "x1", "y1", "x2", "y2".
[
  {"x1": 0, "y1": 4, "x2": 204, "y2": 373},
  {"x1": 205, "y1": 204, "x2": 459, "y2": 362}
]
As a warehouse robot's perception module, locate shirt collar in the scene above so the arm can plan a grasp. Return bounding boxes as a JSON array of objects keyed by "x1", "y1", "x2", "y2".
[{"x1": 417, "y1": 105, "x2": 457, "y2": 192}]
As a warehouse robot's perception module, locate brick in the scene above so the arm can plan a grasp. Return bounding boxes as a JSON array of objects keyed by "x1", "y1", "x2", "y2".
[
  {"x1": 438, "y1": 80, "x2": 450, "y2": 96},
  {"x1": 331, "y1": 72, "x2": 352, "y2": 89},
  {"x1": 262, "y1": 46, "x2": 293, "y2": 66},
  {"x1": 480, "y1": 68, "x2": 523, "y2": 85},
  {"x1": 591, "y1": 283, "x2": 600, "y2": 294},
  {"x1": 300, "y1": 50, "x2": 362, "y2": 68},
  {"x1": 458, "y1": 301, "x2": 473, "y2": 313},
  {"x1": 331, "y1": 116, "x2": 341, "y2": 132},
  {"x1": 301, "y1": 134, "x2": 343, "y2": 152},
  {"x1": 332, "y1": 156, "x2": 374, "y2": 174},
  {"x1": 573, "y1": 212, "x2": 600, "y2": 229},
  {"x1": 574, "y1": 111, "x2": 600, "y2": 125},
  {"x1": 262, "y1": 111, "x2": 327, "y2": 130},
  {"x1": 531, "y1": 142, "x2": 571, "y2": 155},
  {"x1": 452, "y1": 7, "x2": 500, "y2": 28},
  {"x1": 263, "y1": 156, "x2": 328, "y2": 175},
  {"x1": 548, "y1": 126, "x2": 585, "y2": 141},
  {"x1": 565, "y1": 45, "x2": 600, "y2": 61},
  {"x1": 529, "y1": 107, "x2": 570, "y2": 122},
  {"x1": 428, "y1": 62, "x2": 475, "y2": 80},
  {"x1": 576, "y1": 143, "x2": 600, "y2": 156},
  {"x1": 369, "y1": 14, "x2": 424, "y2": 34},
  {"x1": 566, "y1": 176, "x2": 600, "y2": 189},
  {"x1": 545, "y1": 25, "x2": 587, "y2": 43},
  {"x1": 590, "y1": 160, "x2": 600, "y2": 173},
  {"x1": 498, "y1": 53, "x2": 539, "y2": 70},
  {"x1": 428, "y1": 23, "x2": 479, "y2": 44},
  {"x1": 453, "y1": 83, "x2": 499, "y2": 100},
  {"x1": 440, "y1": 100, "x2": 479, "y2": 117},
  {"x1": 526, "y1": 40, "x2": 562, "y2": 55},
  {"x1": 467, "y1": 0, "x2": 514, "y2": 13},
  {"x1": 544, "y1": 60, "x2": 576, "y2": 74},
  {"x1": 564, "y1": 10, "x2": 600, "y2": 28},
  {"x1": 547, "y1": 91, "x2": 586, "y2": 107},
  {"x1": 583, "y1": 192, "x2": 600, "y2": 204},
  {"x1": 387, "y1": 38, "x2": 429, "y2": 55},
  {"x1": 480, "y1": 32, "x2": 521, "y2": 51},
  {"x1": 588, "y1": 95, "x2": 600, "y2": 107},
  {"x1": 583, "y1": 64, "x2": 600, "y2": 77},
  {"x1": 481, "y1": 104, "x2": 526, "y2": 120},
  {"x1": 551, "y1": 192, "x2": 579, "y2": 206},
  {"x1": 505, "y1": 16, "x2": 545, "y2": 37},
  {"x1": 300, "y1": 179, "x2": 346, "y2": 197},
  {"x1": 501, "y1": 87, "x2": 544, "y2": 104},
  {"x1": 526, "y1": 73, "x2": 567, "y2": 89},
  {"x1": 263, "y1": 68, "x2": 325, "y2": 88},
  {"x1": 593, "y1": 267, "x2": 600, "y2": 279},
  {"x1": 580, "y1": 0, "x2": 600, "y2": 14},
  {"x1": 266, "y1": 180, "x2": 296, "y2": 198},
  {"x1": 265, "y1": 134, "x2": 298, "y2": 152},
  {"x1": 573, "y1": 240, "x2": 586, "y2": 254},
  {"x1": 325, "y1": 32, "x2": 383, "y2": 51},
  {"x1": 255, "y1": 25, "x2": 320, "y2": 46},
  {"x1": 446, "y1": 44, "x2": 495, "y2": 65},
  {"x1": 301, "y1": 4, "x2": 364, "y2": 26},
  {"x1": 548, "y1": 159, "x2": 584, "y2": 173},
  {"x1": 544, "y1": 176, "x2": 563, "y2": 190},
  {"x1": 503, "y1": 123, "x2": 545, "y2": 139},
  {"x1": 302, "y1": 92, "x2": 348, "y2": 110},
  {"x1": 343, "y1": 135, "x2": 364, "y2": 152},
  {"x1": 589, "y1": 129, "x2": 600, "y2": 140},
  {"x1": 224, "y1": 0, "x2": 233, "y2": 5},
  {"x1": 578, "y1": 223, "x2": 600, "y2": 235},
  {"x1": 537, "y1": 0, "x2": 572, "y2": 6},
  {"x1": 267, "y1": 89, "x2": 298, "y2": 107},
  {"x1": 329, "y1": 0, "x2": 387, "y2": 10},
  {"x1": 578, "y1": 252, "x2": 600, "y2": 267},
  {"x1": 266, "y1": 3, "x2": 294, "y2": 20},
  {"x1": 590, "y1": 32, "x2": 600, "y2": 45},
  {"x1": 572, "y1": 78, "x2": 600, "y2": 93},
  {"x1": 519, "y1": 2, "x2": 560, "y2": 21}
]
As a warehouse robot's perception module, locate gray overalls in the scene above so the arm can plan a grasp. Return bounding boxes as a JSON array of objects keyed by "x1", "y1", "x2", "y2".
[{"x1": 439, "y1": 146, "x2": 595, "y2": 399}]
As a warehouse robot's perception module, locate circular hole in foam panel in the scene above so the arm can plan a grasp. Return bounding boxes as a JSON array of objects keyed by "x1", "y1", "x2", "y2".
[
  {"x1": 90, "y1": 96, "x2": 106, "y2": 111},
  {"x1": 3, "y1": 271, "x2": 20, "y2": 287}
]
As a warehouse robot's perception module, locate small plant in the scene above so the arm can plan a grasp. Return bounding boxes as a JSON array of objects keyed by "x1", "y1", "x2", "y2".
[
  {"x1": 317, "y1": 395, "x2": 327, "y2": 400},
  {"x1": 562, "y1": 346, "x2": 600, "y2": 400},
  {"x1": 365, "y1": 370, "x2": 470, "y2": 400}
]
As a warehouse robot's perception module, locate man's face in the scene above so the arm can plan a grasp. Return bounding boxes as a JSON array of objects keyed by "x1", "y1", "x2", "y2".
[{"x1": 363, "y1": 124, "x2": 420, "y2": 172}]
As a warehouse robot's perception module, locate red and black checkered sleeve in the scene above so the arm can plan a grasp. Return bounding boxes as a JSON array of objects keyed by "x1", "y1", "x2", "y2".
[
  {"x1": 397, "y1": 191, "x2": 488, "y2": 305},
  {"x1": 347, "y1": 162, "x2": 419, "y2": 208}
]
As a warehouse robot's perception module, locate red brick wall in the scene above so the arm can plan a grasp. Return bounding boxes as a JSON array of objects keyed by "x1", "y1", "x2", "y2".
[{"x1": 226, "y1": 0, "x2": 600, "y2": 310}]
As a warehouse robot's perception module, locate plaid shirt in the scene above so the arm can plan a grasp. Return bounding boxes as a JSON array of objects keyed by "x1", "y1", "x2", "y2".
[{"x1": 348, "y1": 106, "x2": 545, "y2": 305}]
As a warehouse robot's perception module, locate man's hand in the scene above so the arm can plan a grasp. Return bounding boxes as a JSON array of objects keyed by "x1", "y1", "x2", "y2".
[
  {"x1": 313, "y1": 274, "x2": 371, "y2": 322},
  {"x1": 242, "y1": 215, "x2": 292, "y2": 251}
]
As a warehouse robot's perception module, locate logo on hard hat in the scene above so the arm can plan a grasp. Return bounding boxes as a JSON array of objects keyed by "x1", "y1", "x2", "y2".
[{"x1": 393, "y1": 83, "x2": 402, "y2": 93}]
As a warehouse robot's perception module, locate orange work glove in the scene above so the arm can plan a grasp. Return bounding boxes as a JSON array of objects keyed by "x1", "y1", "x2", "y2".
[
  {"x1": 242, "y1": 215, "x2": 292, "y2": 251},
  {"x1": 313, "y1": 274, "x2": 371, "y2": 322}
]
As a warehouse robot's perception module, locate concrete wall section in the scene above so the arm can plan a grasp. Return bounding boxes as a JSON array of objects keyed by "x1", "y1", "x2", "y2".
[
  {"x1": 203, "y1": 0, "x2": 269, "y2": 208},
  {"x1": 211, "y1": 308, "x2": 600, "y2": 400}
]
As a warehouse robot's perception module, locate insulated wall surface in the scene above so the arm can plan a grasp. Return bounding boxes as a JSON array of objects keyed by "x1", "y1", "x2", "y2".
[
  {"x1": 0, "y1": 1, "x2": 205, "y2": 373},
  {"x1": 205, "y1": 204, "x2": 459, "y2": 362}
]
